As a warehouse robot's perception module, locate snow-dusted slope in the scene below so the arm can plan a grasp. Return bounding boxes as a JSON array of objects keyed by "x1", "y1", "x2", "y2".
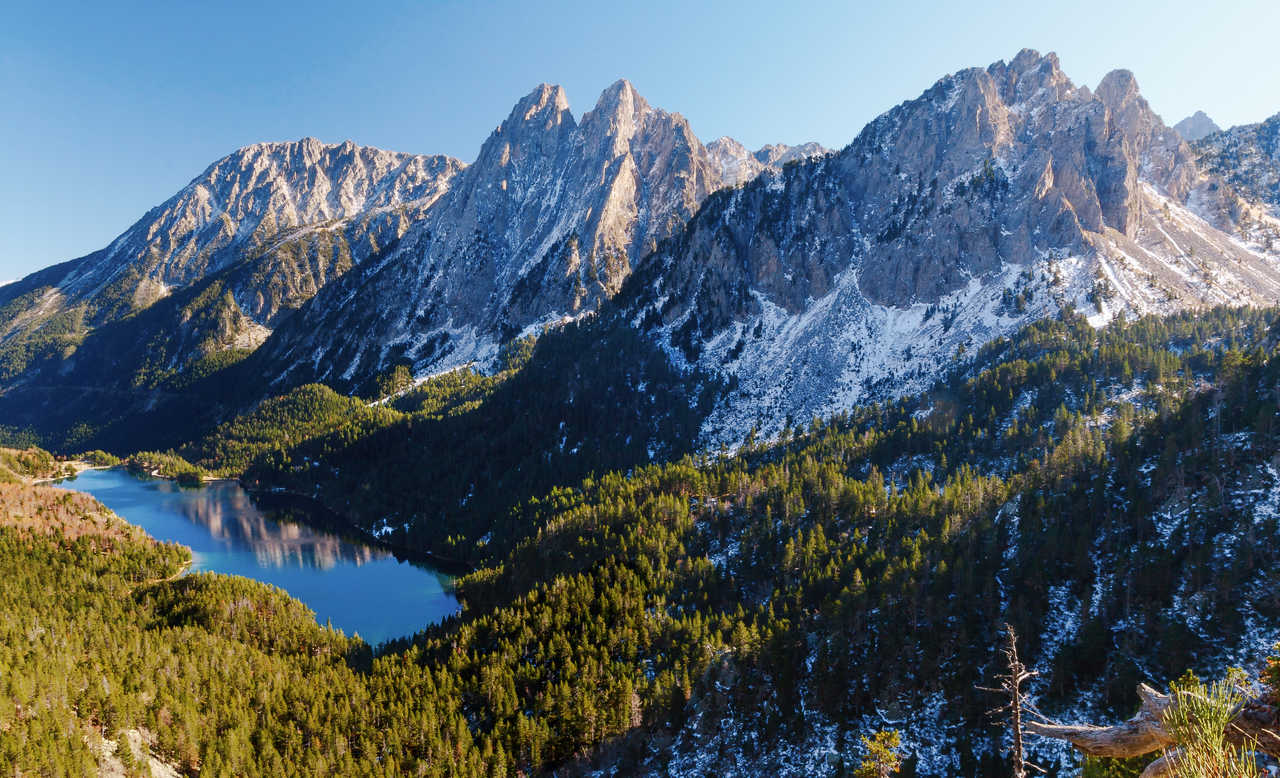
[
  {"x1": 256, "y1": 81, "x2": 821, "y2": 389},
  {"x1": 622, "y1": 50, "x2": 1280, "y2": 445},
  {"x1": 0, "y1": 139, "x2": 463, "y2": 346},
  {"x1": 1193, "y1": 111, "x2": 1280, "y2": 217}
]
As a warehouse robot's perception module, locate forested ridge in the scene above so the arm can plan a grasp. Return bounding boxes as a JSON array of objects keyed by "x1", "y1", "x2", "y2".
[
  {"x1": 189, "y1": 318, "x2": 718, "y2": 561},
  {"x1": 3, "y1": 307, "x2": 1280, "y2": 775}
]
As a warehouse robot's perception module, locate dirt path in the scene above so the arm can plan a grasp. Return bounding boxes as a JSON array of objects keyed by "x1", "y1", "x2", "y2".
[{"x1": 130, "y1": 558, "x2": 193, "y2": 593}]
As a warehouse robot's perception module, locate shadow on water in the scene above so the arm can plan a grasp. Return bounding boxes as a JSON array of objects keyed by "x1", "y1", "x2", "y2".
[
  {"x1": 56, "y1": 468, "x2": 461, "y2": 646},
  {"x1": 248, "y1": 489, "x2": 475, "y2": 576}
]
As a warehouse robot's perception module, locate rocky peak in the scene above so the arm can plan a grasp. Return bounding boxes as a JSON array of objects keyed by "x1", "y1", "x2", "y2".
[
  {"x1": 977, "y1": 49, "x2": 1077, "y2": 113},
  {"x1": 1173, "y1": 110, "x2": 1222, "y2": 142},
  {"x1": 1008, "y1": 47, "x2": 1048, "y2": 72},
  {"x1": 56, "y1": 138, "x2": 464, "y2": 319},
  {"x1": 512, "y1": 83, "x2": 571, "y2": 124},
  {"x1": 1095, "y1": 69, "x2": 1142, "y2": 111},
  {"x1": 754, "y1": 142, "x2": 827, "y2": 166},
  {"x1": 580, "y1": 79, "x2": 663, "y2": 159},
  {"x1": 476, "y1": 84, "x2": 576, "y2": 173},
  {"x1": 706, "y1": 137, "x2": 828, "y2": 187},
  {"x1": 998, "y1": 49, "x2": 1072, "y2": 101},
  {"x1": 588, "y1": 79, "x2": 649, "y2": 125},
  {"x1": 707, "y1": 136, "x2": 751, "y2": 158}
]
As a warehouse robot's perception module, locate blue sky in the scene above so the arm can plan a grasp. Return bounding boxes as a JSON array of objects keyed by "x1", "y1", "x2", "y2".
[{"x1": 4, "y1": 0, "x2": 1279, "y2": 281}]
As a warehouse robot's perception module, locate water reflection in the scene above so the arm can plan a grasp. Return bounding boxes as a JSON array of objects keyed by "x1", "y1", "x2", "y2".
[
  {"x1": 56, "y1": 468, "x2": 459, "y2": 645},
  {"x1": 165, "y1": 481, "x2": 384, "y2": 570}
]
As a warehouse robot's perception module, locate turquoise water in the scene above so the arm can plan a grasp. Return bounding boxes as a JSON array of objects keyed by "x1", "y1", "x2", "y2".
[{"x1": 56, "y1": 468, "x2": 459, "y2": 646}]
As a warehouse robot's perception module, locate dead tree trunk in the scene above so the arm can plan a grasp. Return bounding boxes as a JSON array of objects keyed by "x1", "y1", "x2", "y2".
[
  {"x1": 979, "y1": 624, "x2": 1041, "y2": 777},
  {"x1": 1025, "y1": 683, "x2": 1280, "y2": 771}
]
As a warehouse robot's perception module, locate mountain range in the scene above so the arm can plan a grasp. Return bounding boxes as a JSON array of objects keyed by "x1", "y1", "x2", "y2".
[
  {"x1": 0, "y1": 49, "x2": 1276, "y2": 446},
  {"x1": 7, "y1": 48, "x2": 1280, "y2": 777}
]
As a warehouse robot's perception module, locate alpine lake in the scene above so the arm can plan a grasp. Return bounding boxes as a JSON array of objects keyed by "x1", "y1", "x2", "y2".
[{"x1": 56, "y1": 468, "x2": 460, "y2": 646}]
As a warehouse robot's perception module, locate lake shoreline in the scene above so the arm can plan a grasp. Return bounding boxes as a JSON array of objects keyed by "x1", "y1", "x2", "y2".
[
  {"x1": 54, "y1": 468, "x2": 462, "y2": 646},
  {"x1": 52, "y1": 464, "x2": 473, "y2": 575},
  {"x1": 32, "y1": 460, "x2": 109, "y2": 485}
]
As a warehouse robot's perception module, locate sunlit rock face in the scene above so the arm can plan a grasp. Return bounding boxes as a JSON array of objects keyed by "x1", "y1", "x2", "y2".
[
  {"x1": 253, "y1": 81, "x2": 826, "y2": 389},
  {"x1": 0, "y1": 138, "x2": 464, "y2": 379},
  {"x1": 619, "y1": 50, "x2": 1280, "y2": 444}
]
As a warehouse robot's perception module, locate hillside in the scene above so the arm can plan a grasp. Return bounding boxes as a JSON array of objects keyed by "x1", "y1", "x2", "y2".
[
  {"x1": 6, "y1": 307, "x2": 1280, "y2": 775},
  {"x1": 5, "y1": 46, "x2": 1280, "y2": 777},
  {"x1": 4, "y1": 52, "x2": 1280, "y2": 458}
]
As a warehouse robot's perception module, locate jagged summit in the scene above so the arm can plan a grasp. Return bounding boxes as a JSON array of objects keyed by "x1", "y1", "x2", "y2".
[
  {"x1": 509, "y1": 83, "x2": 571, "y2": 123},
  {"x1": 1095, "y1": 68, "x2": 1142, "y2": 108},
  {"x1": 706, "y1": 136, "x2": 828, "y2": 186},
  {"x1": 62, "y1": 137, "x2": 464, "y2": 306},
  {"x1": 622, "y1": 48, "x2": 1280, "y2": 444},
  {"x1": 6, "y1": 137, "x2": 464, "y2": 318},
  {"x1": 592, "y1": 78, "x2": 646, "y2": 114},
  {"x1": 253, "y1": 79, "x2": 738, "y2": 386}
]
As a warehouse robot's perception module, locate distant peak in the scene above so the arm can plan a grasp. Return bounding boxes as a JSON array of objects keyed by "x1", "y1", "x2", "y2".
[
  {"x1": 1173, "y1": 110, "x2": 1222, "y2": 142},
  {"x1": 707, "y1": 136, "x2": 750, "y2": 154},
  {"x1": 601, "y1": 78, "x2": 637, "y2": 100},
  {"x1": 754, "y1": 142, "x2": 827, "y2": 166}
]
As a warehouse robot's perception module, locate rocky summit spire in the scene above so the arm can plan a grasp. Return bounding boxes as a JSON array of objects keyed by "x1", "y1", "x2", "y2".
[
  {"x1": 590, "y1": 79, "x2": 649, "y2": 123},
  {"x1": 1096, "y1": 69, "x2": 1143, "y2": 111},
  {"x1": 580, "y1": 79, "x2": 656, "y2": 157},
  {"x1": 510, "y1": 83, "x2": 571, "y2": 124}
]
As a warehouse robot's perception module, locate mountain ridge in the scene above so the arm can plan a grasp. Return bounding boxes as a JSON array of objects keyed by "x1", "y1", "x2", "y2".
[
  {"x1": 620, "y1": 49, "x2": 1280, "y2": 444},
  {"x1": 250, "y1": 79, "x2": 825, "y2": 391},
  {"x1": 2, "y1": 53, "x2": 1279, "y2": 456}
]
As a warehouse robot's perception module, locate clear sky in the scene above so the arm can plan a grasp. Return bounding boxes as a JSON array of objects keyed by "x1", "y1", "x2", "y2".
[{"x1": 4, "y1": 0, "x2": 1279, "y2": 282}]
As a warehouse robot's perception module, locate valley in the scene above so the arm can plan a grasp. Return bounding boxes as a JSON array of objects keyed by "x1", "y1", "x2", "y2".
[{"x1": 4, "y1": 43, "x2": 1280, "y2": 777}]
